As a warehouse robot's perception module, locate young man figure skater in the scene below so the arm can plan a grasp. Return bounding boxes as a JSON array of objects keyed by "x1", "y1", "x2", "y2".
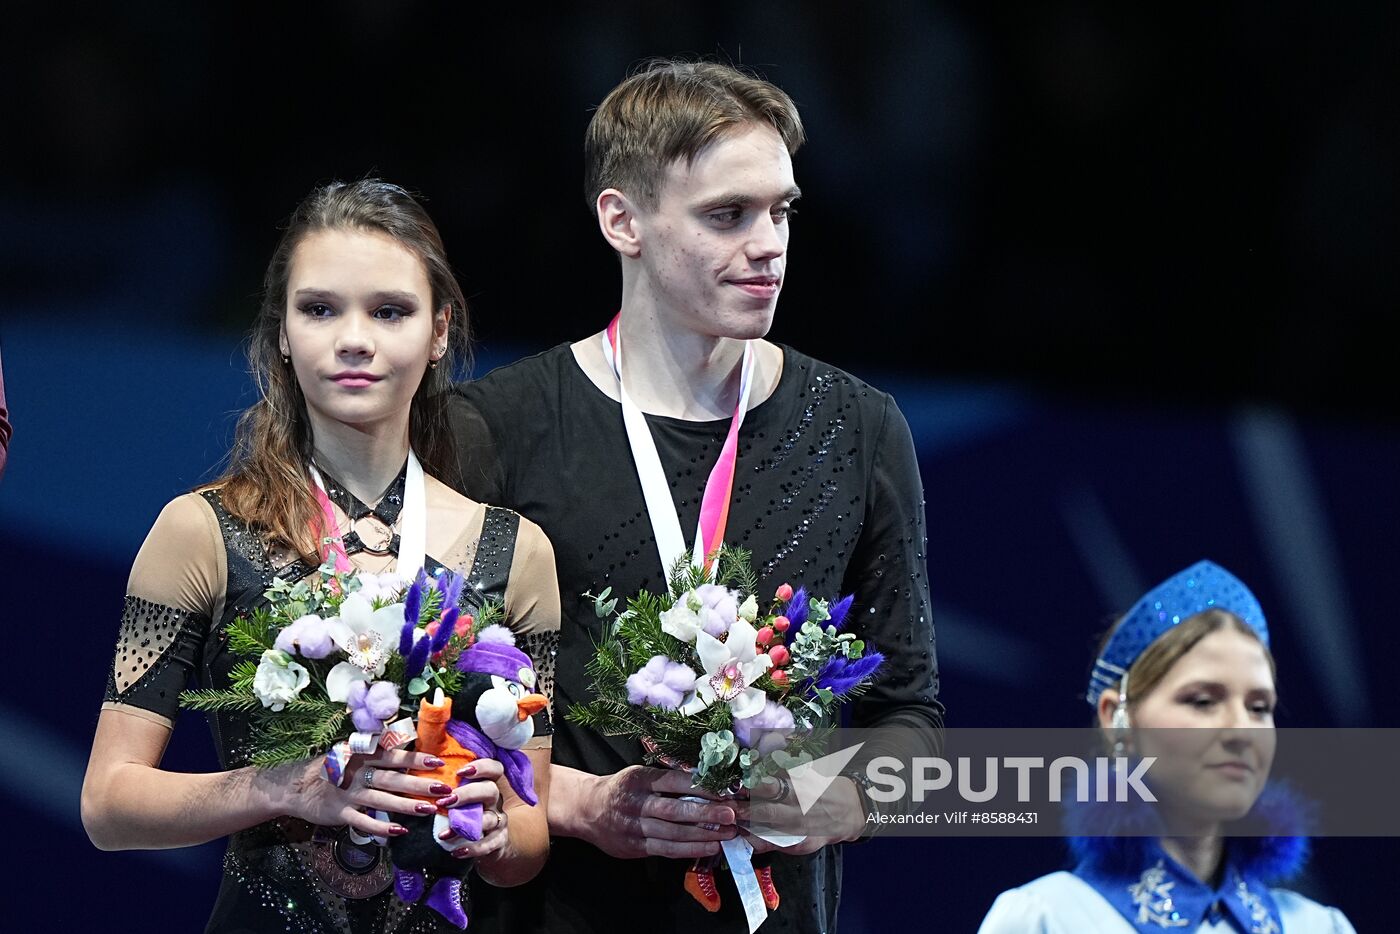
[{"x1": 451, "y1": 59, "x2": 943, "y2": 932}]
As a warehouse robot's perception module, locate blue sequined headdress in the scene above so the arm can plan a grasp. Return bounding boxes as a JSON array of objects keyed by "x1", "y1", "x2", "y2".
[{"x1": 1086, "y1": 560, "x2": 1268, "y2": 707}]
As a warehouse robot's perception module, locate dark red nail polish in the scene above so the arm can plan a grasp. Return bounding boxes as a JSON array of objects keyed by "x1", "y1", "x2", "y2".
[
  {"x1": 415, "y1": 803, "x2": 435, "y2": 814},
  {"x1": 453, "y1": 848, "x2": 471, "y2": 858},
  {"x1": 424, "y1": 757, "x2": 446, "y2": 768},
  {"x1": 388, "y1": 825, "x2": 408, "y2": 836},
  {"x1": 458, "y1": 765, "x2": 477, "y2": 778},
  {"x1": 430, "y1": 782, "x2": 452, "y2": 795},
  {"x1": 436, "y1": 795, "x2": 457, "y2": 808}
]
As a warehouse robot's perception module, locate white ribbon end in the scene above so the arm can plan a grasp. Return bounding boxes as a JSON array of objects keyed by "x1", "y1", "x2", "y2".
[{"x1": 720, "y1": 835, "x2": 769, "y2": 932}]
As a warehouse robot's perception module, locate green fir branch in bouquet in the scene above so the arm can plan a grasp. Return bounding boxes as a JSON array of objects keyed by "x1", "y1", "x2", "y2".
[
  {"x1": 226, "y1": 612, "x2": 278, "y2": 656},
  {"x1": 180, "y1": 689, "x2": 264, "y2": 713},
  {"x1": 249, "y1": 740, "x2": 324, "y2": 769},
  {"x1": 228, "y1": 659, "x2": 259, "y2": 692}
]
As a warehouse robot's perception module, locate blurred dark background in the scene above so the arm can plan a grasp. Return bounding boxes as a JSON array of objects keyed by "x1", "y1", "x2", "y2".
[{"x1": 2, "y1": 2, "x2": 1396, "y2": 930}]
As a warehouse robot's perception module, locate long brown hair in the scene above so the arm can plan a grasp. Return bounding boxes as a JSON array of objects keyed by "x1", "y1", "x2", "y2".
[{"x1": 215, "y1": 179, "x2": 470, "y2": 557}]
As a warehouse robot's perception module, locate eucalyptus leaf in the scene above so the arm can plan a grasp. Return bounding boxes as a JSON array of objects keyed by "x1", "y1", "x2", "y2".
[{"x1": 770, "y1": 749, "x2": 813, "y2": 772}]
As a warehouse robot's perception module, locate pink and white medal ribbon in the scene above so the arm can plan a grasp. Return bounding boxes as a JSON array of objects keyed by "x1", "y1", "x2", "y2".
[
  {"x1": 601, "y1": 314, "x2": 754, "y2": 578},
  {"x1": 602, "y1": 315, "x2": 769, "y2": 931},
  {"x1": 309, "y1": 452, "x2": 426, "y2": 839}
]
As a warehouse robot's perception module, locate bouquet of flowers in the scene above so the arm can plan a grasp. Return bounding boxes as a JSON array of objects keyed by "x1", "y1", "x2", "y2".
[
  {"x1": 183, "y1": 564, "x2": 547, "y2": 929},
  {"x1": 181, "y1": 564, "x2": 501, "y2": 767},
  {"x1": 570, "y1": 547, "x2": 884, "y2": 923},
  {"x1": 569, "y1": 546, "x2": 884, "y2": 795}
]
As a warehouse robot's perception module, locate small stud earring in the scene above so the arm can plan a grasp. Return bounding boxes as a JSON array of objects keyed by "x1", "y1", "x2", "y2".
[{"x1": 282, "y1": 354, "x2": 290, "y2": 365}]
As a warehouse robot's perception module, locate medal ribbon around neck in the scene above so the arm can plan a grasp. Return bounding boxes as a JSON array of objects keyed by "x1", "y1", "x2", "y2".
[
  {"x1": 601, "y1": 314, "x2": 755, "y2": 577},
  {"x1": 308, "y1": 450, "x2": 427, "y2": 579},
  {"x1": 603, "y1": 318, "x2": 769, "y2": 930}
]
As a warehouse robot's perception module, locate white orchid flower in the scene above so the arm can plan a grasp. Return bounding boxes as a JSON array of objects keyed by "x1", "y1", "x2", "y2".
[
  {"x1": 325, "y1": 593, "x2": 407, "y2": 703},
  {"x1": 679, "y1": 617, "x2": 774, "y2": 720}
]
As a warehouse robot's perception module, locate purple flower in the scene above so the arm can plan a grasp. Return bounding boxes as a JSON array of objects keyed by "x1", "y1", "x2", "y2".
[
  {"x1": 274, "y1": 615, "x2": 336, "y2": 659},
  {"x1": 436, "y1": 570, "x2": 465, "y2": 611},
  {"x1": 347, "y1": 679, "x2": 400, "y2": 732},
  {"x1": 784, "y1": 587, "x2": 810, "y2": 628},
  {"x1": 403, "y1": 569, "x2": 428, "y2": 629},
  {"x1": 826, "y1": 595, "x2": 855, "y2": 631},
  {"x1": 812, "y1": 653, "x2": 886, "y2": 697},
  {"x1": 429, "y1": 607, "x2": 458, "y2": 653},
  {"x1": 694, "y1": 583, "x2": 740, "y2": 638},
  {"x1": 734, "y1": 700, "x2": 796, "y2": 754},
  {"x1": 399, "y1": 573, "x2": 430, "y2": 657},
  {"x1": 404, "y1": 631, "x2": 431, "y2": 681},
  {"x1": 626, "y1": 655, "x2": 698, "y2": 709}
]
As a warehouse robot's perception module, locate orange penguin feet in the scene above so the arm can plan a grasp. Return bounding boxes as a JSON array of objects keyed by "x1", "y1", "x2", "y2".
[{"x1": 684, "y1": 865, "x2": 722, "y2": 912}]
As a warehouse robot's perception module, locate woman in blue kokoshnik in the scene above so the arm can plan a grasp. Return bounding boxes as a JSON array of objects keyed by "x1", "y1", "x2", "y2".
[
  {"x1": 80, "y1": 179, "x2": 560, "y2": 933},
  {"x1": 979, "y1": 561, "x2": 1354, "y2": 933}
]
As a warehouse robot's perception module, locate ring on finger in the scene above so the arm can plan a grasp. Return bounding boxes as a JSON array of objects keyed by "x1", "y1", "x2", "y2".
[
  {"x1": 772, "y1": 775, "x2": 792, "y2": 803},
  {"x1": 361, "y1": 767, "x2": 378, "y2": 790},
  {"x1": 698, "y1": 821, "x2": 722, "y2": 832}
]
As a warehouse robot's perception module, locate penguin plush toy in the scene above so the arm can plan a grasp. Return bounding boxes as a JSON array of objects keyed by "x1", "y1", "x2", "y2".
[{"x1": 390, "y1": 625, "x2": 547, "y2": 928}]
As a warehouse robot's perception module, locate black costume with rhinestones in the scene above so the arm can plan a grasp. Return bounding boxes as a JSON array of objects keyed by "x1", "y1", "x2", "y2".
[
  {"x1": 449, "y1": 343, "x2": 943, "y2": 934},
  {"x1": 102, "y1": 472, "x2": 560, "y2": 934}
]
